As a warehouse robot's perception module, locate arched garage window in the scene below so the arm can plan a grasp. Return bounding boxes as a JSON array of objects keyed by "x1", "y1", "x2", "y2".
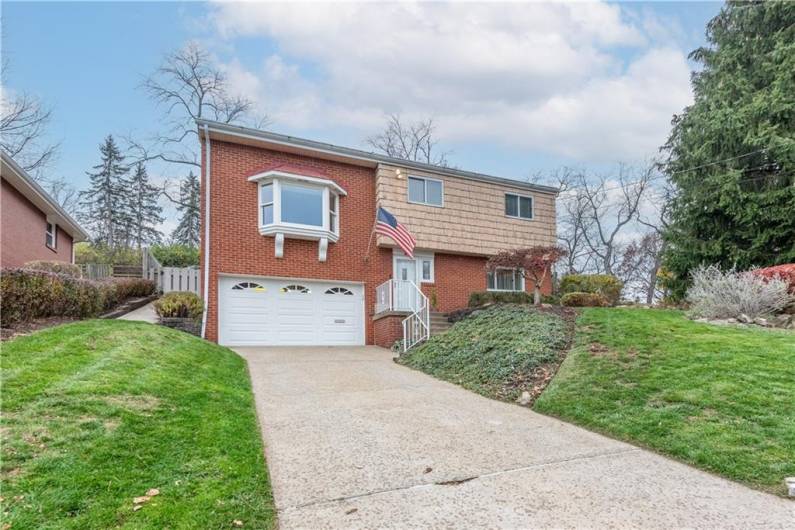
[
  {"x1": 280, "y1": 284, "x2": 310, "y2": 294},
  {"x1": 325, "y1": 287, "x2": 354, "y2": 295},
  {"x1": 232, "y1": 282, "x2": 264, "y2": 290}
]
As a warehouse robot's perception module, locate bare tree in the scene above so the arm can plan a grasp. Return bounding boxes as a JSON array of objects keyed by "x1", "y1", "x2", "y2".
[
  {"x1": 630, "y1": 179, "x2": 675, "y2": 303},
  {"x1": 46, "y1": 177, "x2": 79, "y2": 214},
  {"x1": 130, "y1": 42, "x2": 263, "y2": 167},
  {"x1": 578, "y1": 165, "x2": 653, "y2": 276},
  {"x1": 366, "y1": 114, "x2": 450, "y2": 167},
  {"x1": 1, "y1": 59, "x2": 59, "y2": 174},
  {"x1": 617, "y1": 232, "x2": 665, "y2": 303}
]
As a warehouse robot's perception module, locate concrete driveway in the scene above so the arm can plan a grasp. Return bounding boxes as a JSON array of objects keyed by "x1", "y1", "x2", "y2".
[{"x1": 235, "y1": 346, "x2": 794, "y2": 529}]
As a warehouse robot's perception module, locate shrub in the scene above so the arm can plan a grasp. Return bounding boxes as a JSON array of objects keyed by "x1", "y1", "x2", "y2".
[
  {"x1": 561, "y1": 292, "x2": 609, "y2": 307},
  {"x1": 23, "y1": 260, "x2": 82, "y2": 278},
  {"x1": 559, "y1": 274, "x2": 622, "y2": 305},
  {"x1": 150, "y1": 244, "x2": 199, "y2": 267},
  {"x1": 74, "y1": 242, "x2": 142, "y2": 266},
  {"x1": 154, "y1": 292, "x2": 204, "y2": 320},
  {"x1": 468, "y1": 291, "x2": 534, "y2": 307},
  {"x1": 752, "y1": 264, "x2": 795, "y2": 294},
  {"x1": 686, "y1": 265, "x2": 794, "y2": 319},
  {"x1": 0, "y1": 270, "x2": 158, "y2": 327}
]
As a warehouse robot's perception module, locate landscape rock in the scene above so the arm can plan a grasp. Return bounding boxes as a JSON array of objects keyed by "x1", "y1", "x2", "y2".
[
  {"x1": 753, "y1": 317, "x2": 770, "y2": 327},
  {"x1": 786, "y1": 477, "x2": 795, "y2": 497},
  {"x1": 516, "y1": 391, "x2": 532, "y2": 406},
  {"x1": 772, "y1": 314, "x2": 792, "y2": 328},
  {"x1": 737, "y1": 313, "x2": 752, "y2": 324}
]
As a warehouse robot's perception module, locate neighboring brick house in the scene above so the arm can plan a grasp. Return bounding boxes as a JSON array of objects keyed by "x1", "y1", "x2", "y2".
[
  {"x1": 197, "y1": 120, "x2": 558, "y2": 348},
  {"x1": 1, "y1": 151, "x2": 88, "y2": 268}
]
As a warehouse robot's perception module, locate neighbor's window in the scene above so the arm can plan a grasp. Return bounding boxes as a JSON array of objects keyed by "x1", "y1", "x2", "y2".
[
  {"x1": 408, "y1": 176, "x2": 443, "y2": 206},
  {"x1": 45, "y1": 221, "x2": 56, "y2": 249},
  {"x1": 487, "y1": 269, "x2": 524, "y2": 292},
  {"x1": 505, "y1": 193, "x2": 533, "y2": 220},
  {"x1": 281, "y1": 183, "x2": 323, "y2": 227}
]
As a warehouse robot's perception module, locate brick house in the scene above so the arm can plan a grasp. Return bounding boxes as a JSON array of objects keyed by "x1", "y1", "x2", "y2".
[
  {"x1": 1, "y1": 151, "x2": 88, "y2": 268},
  {"x1": 197, "y1": 120, "x2": 558, "y2": 348}
]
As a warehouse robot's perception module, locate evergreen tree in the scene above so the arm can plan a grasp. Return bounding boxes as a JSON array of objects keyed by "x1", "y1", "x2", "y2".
[
  {"x1": 171, "y1": 171, "x2": 200, "y2": 247},
  {"x1": 79, "y1": 135, "x2": 131, "y2": 248},
  {"x1": 129, "y1": 162, "x2": 164, "y2": 248},
  {"x1": 661, "y1": 0, "x2": 795, "y2": 298}
]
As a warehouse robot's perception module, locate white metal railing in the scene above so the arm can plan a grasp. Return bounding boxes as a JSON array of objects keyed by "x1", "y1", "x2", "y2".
[
  {"x1": 402, "y1": 292, "x2": 429, "y2": 352},
  {"x1": 375, "y1": 279, "x2": 421, "y2": 313},
  {"x1": 374, "y1": 279, "x2": 429, "y2": 351}
]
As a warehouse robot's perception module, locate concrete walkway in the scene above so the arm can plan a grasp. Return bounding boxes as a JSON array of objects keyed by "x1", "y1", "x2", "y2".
[
  {"x1": 235, "y1": 346, "x2": 794, "y2": 529},
  {"x1": 118, "y1": 302, "x2": 157, "y2": 323}
]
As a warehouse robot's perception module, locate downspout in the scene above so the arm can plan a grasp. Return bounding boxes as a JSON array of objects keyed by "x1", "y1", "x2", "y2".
[{"x1": 200, "y1": 124, "x2": 211, "y2": 339}]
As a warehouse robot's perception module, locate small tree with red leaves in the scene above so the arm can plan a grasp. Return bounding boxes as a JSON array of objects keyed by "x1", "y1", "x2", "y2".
[{"x1": 486, "y1": 246, "x2": 568, "y2": 305}]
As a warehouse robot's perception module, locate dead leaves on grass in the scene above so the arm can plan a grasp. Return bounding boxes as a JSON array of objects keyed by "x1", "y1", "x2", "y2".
[{"x1": 132, "y1": 488, "x2": 160, "y2": 511}]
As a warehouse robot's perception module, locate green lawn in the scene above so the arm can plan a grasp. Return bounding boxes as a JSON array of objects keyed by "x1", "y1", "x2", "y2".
[
  {"x1": 534, "y1": 308, "x2": 795, "y2": 496},
  {"x1": 1, "y1": 320, "x2": 275, "y2": 529},
  {"x1": 398, "y1": 305, "x2": 572, "y2": 401}
]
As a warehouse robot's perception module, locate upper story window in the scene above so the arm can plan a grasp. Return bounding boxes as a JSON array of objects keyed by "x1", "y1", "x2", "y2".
[
  {"x1": 407, "y1": 176, "x2": 443, "y2": 207},
  {"x1": 45, "y1": 221, "x2": 57, "y2": 249},
  {"x1": 487, "y1": 268, "x2": 524, "y2": 292},
  {"x1": 505, "y1": 193, "x2": 533, "y2": 220}
]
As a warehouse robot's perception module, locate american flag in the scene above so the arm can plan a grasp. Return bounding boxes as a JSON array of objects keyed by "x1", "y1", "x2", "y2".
[{"x1": 375, "y1": 207, "x2": 416, "y2": 258}]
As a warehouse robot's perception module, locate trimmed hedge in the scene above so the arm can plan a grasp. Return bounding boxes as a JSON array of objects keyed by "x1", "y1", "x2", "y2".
[
  {"x1": 469, "y1": 291, "x2": 534, "y2": 307},
  {"x1": 23, "y1": 260, "x2": 82, "y2": 278},
  {"x1": 561, "y1": 292, "x2": 609, "y2": 307},
  {"x1": 559, "y1": 274, "x2": 622, "y2": 305},
  {"x1": 0, "y1": 269, "x2": 155, "y2": 327},
  {"x1": 154, "y1": 291, "x2": 204, "y2": 320}
]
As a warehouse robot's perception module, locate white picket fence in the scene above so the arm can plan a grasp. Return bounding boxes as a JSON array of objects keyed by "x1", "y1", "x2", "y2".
[{"x1": 142, "y1": 247, "x2": 200, "y2": 295}]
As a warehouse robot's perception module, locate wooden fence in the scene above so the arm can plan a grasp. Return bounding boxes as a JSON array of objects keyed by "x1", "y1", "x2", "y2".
[
  {"x1": 80, "y1": 263, "x2": 112, "y2": 280},
  {"x1": 142, "y1": 247, "x2": 200, "y2": 295},
  {"x1": 146, "y1": 266, "x2": 200, "y2": 295}
]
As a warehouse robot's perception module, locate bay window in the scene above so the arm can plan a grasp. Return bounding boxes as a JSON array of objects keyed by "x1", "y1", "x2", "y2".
[
  {"x1": 248, "y1": 169, "x2": 347, "y2": 261},
  {"x1": 487, "y1": 268, "x2": 524, "y2": 292}
]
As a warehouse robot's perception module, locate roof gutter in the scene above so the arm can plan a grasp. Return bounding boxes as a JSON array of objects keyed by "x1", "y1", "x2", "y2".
[{"x1": 200, "y1": 124, "x2": 211, "y2": 340}]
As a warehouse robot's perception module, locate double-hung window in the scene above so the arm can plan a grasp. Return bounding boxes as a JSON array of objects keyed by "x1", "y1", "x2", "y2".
[
  {"x1": 407, "y1": 176, "x2": 443, "y2": 206},
  {"x1": 260, "y1": 183, "x2": 274, "y2": 225},
  {"x1": 487, "y1": 268, "x2": 524, "y2": 292},
  {"x1": 45, "y1": 221, "x2": 57, "y2": 249},
  {"x1": 505, "y1": 193, "x2": 533, "y2": 220}
]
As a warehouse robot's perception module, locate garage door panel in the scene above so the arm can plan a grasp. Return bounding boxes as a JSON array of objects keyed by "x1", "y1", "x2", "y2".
[{"x1": 219, "y1": 277, "x2": 364, "y2": 346}]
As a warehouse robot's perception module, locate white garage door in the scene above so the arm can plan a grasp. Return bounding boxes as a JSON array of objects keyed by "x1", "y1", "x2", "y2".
[{"x1": 218, "y1": 276, "x2": 365, "y2": 346}]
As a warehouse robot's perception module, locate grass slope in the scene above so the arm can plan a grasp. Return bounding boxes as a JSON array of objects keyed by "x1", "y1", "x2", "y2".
[
  {"x1": 1, "y1": 320, "x2": 275, "y2": 529},
  {"x1": 398, "y1": 305, "x2": 571, "y2": 401},
  {"x1": 534, "y1": 308, "x2": 795, "y2": 495}
]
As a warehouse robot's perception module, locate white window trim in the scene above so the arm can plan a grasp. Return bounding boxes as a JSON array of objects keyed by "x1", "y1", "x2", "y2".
[
  {"x1": 45, "y1": 220, "x2": 57, "y2": 250},
  {"x1": 504, "y1": 192, "x2": 534, "y2": 221},
  {"x1": 392, "y1": 249, "x2": 435, "y2": 283},
  {"x1": 250, "y1": 174, "x2": 343, "y2": 243},
  {"x1": 407, "y1": 175, "x2": 444, "y2": 208},
  {"x1": 486, "y1": 268, "x2": 525, "y2": 292}
]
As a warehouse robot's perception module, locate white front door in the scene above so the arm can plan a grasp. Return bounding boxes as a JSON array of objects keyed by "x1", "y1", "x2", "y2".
[
  {"x1": 394, "y1": 258, "x2": 419, "y2": 311},
  {"x1": 218, "y1": 276, "x2": 365, "y2": 346}
]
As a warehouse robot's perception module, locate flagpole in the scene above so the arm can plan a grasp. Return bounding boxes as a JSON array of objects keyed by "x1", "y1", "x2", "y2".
[{"x1": 364, "y1": 208, "x2": 378, "y2": 262}]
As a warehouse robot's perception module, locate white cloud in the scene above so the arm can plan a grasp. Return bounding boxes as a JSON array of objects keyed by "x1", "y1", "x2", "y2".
[{"x1": 208, "y1": 1, "x2": 692, "y2": 162}]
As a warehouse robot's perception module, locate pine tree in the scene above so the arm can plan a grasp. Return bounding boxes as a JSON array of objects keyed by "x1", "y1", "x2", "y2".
[
  {"x1": 129, "y1": 162, "x2": 164, "y2": 248},
  {"x1": 171, "y1": 171, "x2": 200, "y2": 247},
  {"x1": 79, "y1": 135, "x2": 131, "y2": 248},
  {"x1": 661, "y1": 1, "x2": 795, "y2": 298}
]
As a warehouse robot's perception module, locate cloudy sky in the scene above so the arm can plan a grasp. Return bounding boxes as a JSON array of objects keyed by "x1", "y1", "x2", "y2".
[{"x1": 2, "y1": 1, "x2": 721, "y2": 219}]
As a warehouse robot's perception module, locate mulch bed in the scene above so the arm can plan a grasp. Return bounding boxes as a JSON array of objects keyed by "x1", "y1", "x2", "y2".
[{"x1": 1, "y1": 317, "x2": 78, "y2": 341}]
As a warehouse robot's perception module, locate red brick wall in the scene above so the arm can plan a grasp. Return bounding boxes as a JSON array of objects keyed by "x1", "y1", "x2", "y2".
[
  {"x1": 201, "y1": 139, "x2": 393, "y2": 343},
  {"x1": 421, "y1": 253, "x2": 552, "y2": 312},
  {"x1": 373, "y1": 314, "x2": 404, "y2": 348},
  {"x1": 1, "y1": 178, "x2": 74, "y2": 268},
  {"x1": 201, "y1": 140, "x2": 554, "y2": 346}
]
